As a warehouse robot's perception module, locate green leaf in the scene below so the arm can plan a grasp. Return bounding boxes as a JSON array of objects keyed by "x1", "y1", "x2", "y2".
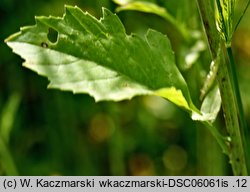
[
  {"x1": 234, "y1": 0, "x2": 250, "y2": 34},
  {"x1": 5, "y1": 5, "x2": 194, "y2": 111},
  {"x1": 114, "y1": 1, "x2": 190, "y2": 40},
  {"x1": 215, "y1": 0, "x2": 236, "y2": 44},
  {"x1": 192, "y1": 86, "x2": 221, "y2": 122},
  {"x1": 113, "y1": 0, "x2": 134, "y2": 4},
  {"x1": 215, "y1": 0, "x2": 250, "y2": 46},
  {"x1": 0, "y1": 92, "x2": 21, "y2": 143},
  {"x1": 0, "y1": 92, "x2": 20, "y2": 175},
  {"x1": 115, "y1": 1, "x2": 172, "y2": 20}
]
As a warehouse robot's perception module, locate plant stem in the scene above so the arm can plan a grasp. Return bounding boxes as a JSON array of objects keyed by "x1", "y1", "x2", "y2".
[
  {"x1": 217, "y1": 47, "x2": 247, "y2": 175},
  {"x1": 196, "y1": 0, "x2": 248, "y2": 175},
  {"x1": 198, "y1": 123, "x2": 226, "y2": 175},
  {"x1": 201, "y1": 121, "x2": 229, "y2": 155},
  {"x1": 0, "y1": 92, "x2": 20, "y2": 175},
  {"x1": 0, "y1": 136, "x2": 18, "y2": 175},
  {"x1": 226, "y1": 46, "x2": 250, "y2": 172},
  {"x1": 226, "y1": 47, "x2": 246, "y2": 132}
]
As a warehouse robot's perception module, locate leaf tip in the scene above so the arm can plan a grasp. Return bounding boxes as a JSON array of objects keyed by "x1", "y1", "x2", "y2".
[
  {"x1": 155, "y1": 87, "x2": 191, "y2": 111},
  {"x1": 64, "y1": 5, "x2": 84, "y2": 16},
  {"x1": 4, "y1": 37, "x2": 10, "y2": 44},
  {"x1": 4, "y1": 32, "x2": 20, "y2": 44},
  {"x1": 102, "y1": 7, "x2": 114, "y2": 17},
  {"x1": 64, "y1": 4, "x2": 77, "y2": 10}
]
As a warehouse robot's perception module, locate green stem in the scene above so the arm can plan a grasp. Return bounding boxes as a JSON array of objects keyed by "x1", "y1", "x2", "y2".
[
  {"x1": 198, "y1": 123, "x2": 226, "y2": 175},
  {"x1": 0, "y1": 92, "x2": 20, "y2": 175},
  {"x1": 226, "y1": 46, "x2": 250, "y2": 172},
  {"x1": 196, "y1": 0, "x2": 248, "y2": 175},
  {"x1": 226, "y1": 47, "x2": 246, "y2": 131},
  {"x1": 0, "y1": 135, "x2": 18, "y2": 175},
  {"x1": 217, "y1": 47, "x2": 247, "y2": 175},
  {"x1": 201, "y1": 121, "x2": 229, "y2": 155}
]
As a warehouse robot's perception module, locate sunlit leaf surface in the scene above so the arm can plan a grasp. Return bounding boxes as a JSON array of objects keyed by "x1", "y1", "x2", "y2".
[{"x1": 6, "y1": 5, "x2": 193, "y2": 109}]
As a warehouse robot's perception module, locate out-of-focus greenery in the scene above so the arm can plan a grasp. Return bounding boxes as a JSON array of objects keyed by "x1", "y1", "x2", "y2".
[{"x1": 0, "y1": 0, "x2": 250, "y2": 176}]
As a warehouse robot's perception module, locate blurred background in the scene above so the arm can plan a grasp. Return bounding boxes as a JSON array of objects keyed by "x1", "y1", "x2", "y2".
[{"x1": 0, "y1": 0, "x2": 250, "y2": 175}]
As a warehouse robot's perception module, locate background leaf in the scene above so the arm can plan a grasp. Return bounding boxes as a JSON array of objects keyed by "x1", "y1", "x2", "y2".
[
  {"x1": 192, "y1": 86, "x2": 221, "y2": 122},
  {"x1": 113, "y1": 0, "x2": 190, "y2": 40},
  {"x1": 215, "y1": 0, "x2": 236, "y2": 43},
  {"x1": 3, "y1": 0, "x2": 248, "y2": 175},
  {"x1": 6, "y1": 6, "x2": 195, "y2": 111}
]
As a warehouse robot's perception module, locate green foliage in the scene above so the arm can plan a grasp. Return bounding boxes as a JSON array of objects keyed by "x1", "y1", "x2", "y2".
[
  {"x1": 3, "y1": 0, "x2": 250, "y2": 176},
  {"x1": 5, "y1": 5, "x2": 232, "y2": 166},
  {"x1": 0, "y1": 93, "x2": 20, "y2": 175},
  {"x1": 6, "y1": 6, "x2": 195, "y2": 111},
  {"x1": 192, "y1": 86, "x2": 221, "y2": 122},
  {"x1": 6, "y1": 4, "x2": 226, "y2": 125},
  {"x1": 215, "y1": 0, "x2": 250, "y2": 45},
  {"x1": 197, "y1": 0, "x2": 250, "y2": 175},
  {"x1": 215, "y1": 0, "x2": 236, "y2": 43},
  {"x1": 113, "y1": 0, "x2": 190, "y2": 40}
]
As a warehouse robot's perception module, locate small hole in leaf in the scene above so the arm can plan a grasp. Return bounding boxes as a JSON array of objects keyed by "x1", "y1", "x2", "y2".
[
  {"x1": 47, "y1": 28, "x2": 58, "y2": 43},
  {"x1": 41, "y1": 42, "x2": 48, "y2": 48}
]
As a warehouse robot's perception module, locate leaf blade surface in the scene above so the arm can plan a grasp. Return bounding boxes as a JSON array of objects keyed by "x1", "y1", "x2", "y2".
[{"x1": 6, "y1": 5, "x2": 193, "y2": 110}]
